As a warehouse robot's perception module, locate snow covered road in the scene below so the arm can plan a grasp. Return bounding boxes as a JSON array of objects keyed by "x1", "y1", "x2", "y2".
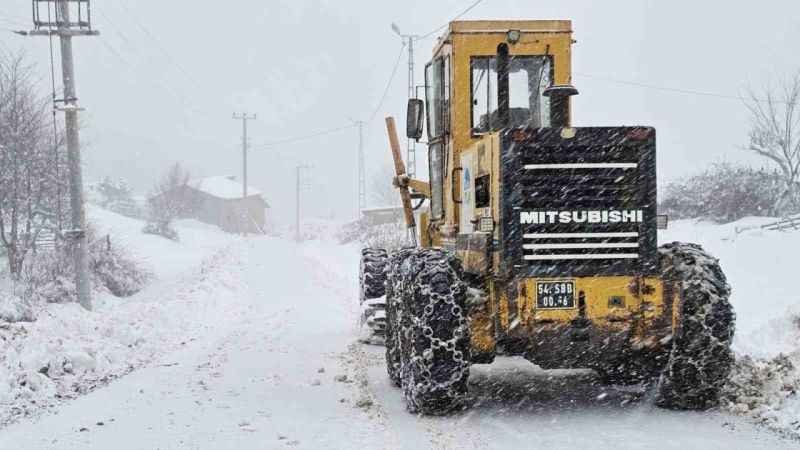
[{"x1": 0, "y1": 235, "x2": 795, "y2": 449}]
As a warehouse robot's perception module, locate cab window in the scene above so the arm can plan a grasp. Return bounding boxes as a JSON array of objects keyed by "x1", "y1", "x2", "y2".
[
  {"x1": 429, "y1": 142, "x2": 444, "y2": 219},
  {"x1": 471, "y1": 55, "x2": 552, "y2": 133},
  {"x1": 425, "y1": 57, "x2": 449, "y2": 139}
]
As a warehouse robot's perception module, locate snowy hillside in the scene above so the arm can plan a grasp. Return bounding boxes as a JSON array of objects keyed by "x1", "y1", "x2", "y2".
[{"x1": 0, "y1": 208, "x2": 242, "y2": 426}]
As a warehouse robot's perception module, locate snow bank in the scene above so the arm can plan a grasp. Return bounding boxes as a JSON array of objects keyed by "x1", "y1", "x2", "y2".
[
  {"x1": 0, "y1": 207, "x2": 243, "y2": 426},
  {"x1": 660, "y1": 217, "x2": 799, "y2": 346},
  {"x1": 0, "y1": 294, "x2": 34, "y2": 323},
  {"x1": 724, "y1": 346, "x2": 800, "y2": 438},
  {"x1": 661, "y1": 218, "x2": 800, "y2": 438}
]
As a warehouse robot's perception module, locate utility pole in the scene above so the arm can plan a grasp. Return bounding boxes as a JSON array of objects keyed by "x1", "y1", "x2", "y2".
[
  {"x1": 30, "y1": 0, "x2": 98, "y2": 311},
  {"x1": 295, "y1": 164, "x2": 312, "y2": 242},
  {"x1": 352, "y1": 120, "x2": 366, "y2": 218},
  {"x1": 392, "y1": 23, "x2": 418, "y2": 179},
  {"x1": 232, "y1": 113, "x2": 256, "y2": 198}
]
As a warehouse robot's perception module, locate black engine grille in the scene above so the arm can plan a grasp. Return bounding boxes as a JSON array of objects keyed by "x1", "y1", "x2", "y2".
[{"x1": 500, "y1": 127, "x2": 658, "y2": 278}]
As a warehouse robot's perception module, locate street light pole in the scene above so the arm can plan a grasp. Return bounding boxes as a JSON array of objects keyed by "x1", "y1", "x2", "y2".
[{"x1": 391, "y1": 23, "x2": 419, "y2": 179}]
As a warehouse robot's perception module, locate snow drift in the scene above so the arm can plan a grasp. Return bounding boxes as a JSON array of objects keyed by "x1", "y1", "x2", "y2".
[{"x1": 0, "y1": 208, "x2": 241, "y2": 426}]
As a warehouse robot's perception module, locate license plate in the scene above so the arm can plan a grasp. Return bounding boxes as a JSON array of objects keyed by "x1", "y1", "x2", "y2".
[{"x1": 536, "y1": 281, "x2": 576, "y2": 309}]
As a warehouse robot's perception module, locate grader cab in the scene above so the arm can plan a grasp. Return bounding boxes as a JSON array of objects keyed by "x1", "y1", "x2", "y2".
[{"x1": 358, "y1": 20, "x2": 735, "y2": 415}]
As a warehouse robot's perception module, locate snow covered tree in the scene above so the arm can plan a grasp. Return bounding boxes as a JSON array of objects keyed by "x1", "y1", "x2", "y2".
[
  {"x1": 745, "y1": 71, "x2": 800, "y2": 213},
  {"x1": 659, "y1": 163, "x2": 788, "y2": 222},
  {"x1": 143, "y1": 163, "x2": 192, "y2": 240},
  {"x1": 95, "y1": 177, "x2": 140, "y2": 218},
  {"x1": 369, "y1": 163, "x2": 400, "y2": 207},
  {"x1": 0, "y1": 51, "x2": 68, "y2": 278}
]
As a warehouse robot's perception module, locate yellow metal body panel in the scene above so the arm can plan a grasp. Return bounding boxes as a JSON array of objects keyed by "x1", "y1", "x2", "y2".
[
  {"x1": 447, "y1": 21, "x2": 573, "y2": 158},
  {"x1": 426, "y1": 20, "x2": 574, "y2": 244}
]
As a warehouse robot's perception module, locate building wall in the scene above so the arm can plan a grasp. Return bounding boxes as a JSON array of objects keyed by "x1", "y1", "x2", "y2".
[
  {"x1": 170, "y1": 188, "x2": 266, "y2": 234},
  {"x1": 216, "y1": 196, "x2": 266, "y2": 234}
]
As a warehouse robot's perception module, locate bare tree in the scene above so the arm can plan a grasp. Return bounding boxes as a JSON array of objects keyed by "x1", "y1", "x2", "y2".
[
  {"x1": 0, "y1": 51, "x2": 67, "y2": 278},
  {"x1": 143, "y1": 163, "x2": 192, "y2": 240},
  {"x1": 368, "y1": 163, "x2": 401, "y2": 208},
  {"x1": 745, "y1": 71, "x2": 800, "y2": 213}
]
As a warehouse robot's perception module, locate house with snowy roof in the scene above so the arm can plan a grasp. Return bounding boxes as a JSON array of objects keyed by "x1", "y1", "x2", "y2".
[{"x1": 161, "y1": 175, "x2": 269, "y2": 234}]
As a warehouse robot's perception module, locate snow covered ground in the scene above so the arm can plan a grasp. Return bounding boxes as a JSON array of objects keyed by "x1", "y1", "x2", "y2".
[
  {"x1": 0, "y1": 213, "x2": 798, "y2": 448},
  {"x1": 0, "y1": 208, "x2": 243, "y2": 426},
  {"x1": 660, "y1": 217, "x2": 800, "y2": 347}
]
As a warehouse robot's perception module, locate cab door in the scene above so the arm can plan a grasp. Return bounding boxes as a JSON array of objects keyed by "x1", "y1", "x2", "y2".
[{"x1": 424, "y1": 56, "x2": 451, "y2": 243}]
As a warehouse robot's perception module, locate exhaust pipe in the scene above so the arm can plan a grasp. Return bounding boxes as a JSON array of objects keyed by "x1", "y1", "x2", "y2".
[{"x1": 543, "y1": 84, "x2": 579, "y2": 128}]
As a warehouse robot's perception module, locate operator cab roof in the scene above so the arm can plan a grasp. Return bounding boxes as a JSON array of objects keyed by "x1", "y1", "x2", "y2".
[{"x1": 433, "y1": 20, "x2": 573, "y2": 55}]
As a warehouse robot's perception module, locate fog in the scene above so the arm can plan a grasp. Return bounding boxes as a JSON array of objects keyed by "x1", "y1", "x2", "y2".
[{"x1": 2, "y1": 0, "x2": 798, "y2": 224}]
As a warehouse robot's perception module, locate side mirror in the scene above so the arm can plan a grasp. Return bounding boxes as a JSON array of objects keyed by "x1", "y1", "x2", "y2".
[{"x1": 406, "y1": 98, "x2": 424, "y2": 141}]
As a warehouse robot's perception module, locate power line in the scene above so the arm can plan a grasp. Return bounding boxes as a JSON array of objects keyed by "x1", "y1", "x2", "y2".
[
  {"x1": 162, "y1": 41, "x2": 399, "y2": 152},
  {"x1": 574, "y1": 72, "x2": 745, "y2": 101},
  {"x1": 94, "y1": 3, "x2": 216, "y2": 119},
  {"x1": 417, "y1": 0, "x2": 487, "y2": 41},
  {"x1": 250, "y1": 45, "x2": 404, "y2": 152},
  {"x1": 250, "y1": 124, "x2": 356, "y2": 150},
  {"x1": 94, "y1": 7, "x2": 139, "y2": 50},
  {"x1": 369, "y1": 42, "x2": 406, "y2": 122},
  {"x1": 574, "y1": 72, "x2": 792, "y2": 105},
  {"x1": 242, "y1": 2, "x2": 488, "y2": 153},
  {"x1": 0, "y1": 15, "x2": 29, "y2": 27},
  {"x1": 95, "y1": 37, "x2": 216, "y2": 120},
  {"x1": 110, "y1": 0, "x2": 203, "y2": 90}
]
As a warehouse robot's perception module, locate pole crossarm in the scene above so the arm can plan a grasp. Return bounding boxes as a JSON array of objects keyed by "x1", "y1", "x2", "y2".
[
  {"x1": 32, "y1": 0, "x2": 95, "y2": 31},
  {"x1": 28, "y1": 29, "x2": 99, "y2": 36}
]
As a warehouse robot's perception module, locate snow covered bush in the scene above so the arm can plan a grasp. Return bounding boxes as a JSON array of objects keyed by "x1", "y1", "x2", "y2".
[
  {"x1": 17, "y1": 228, "x2": 150, "y2": 305},
  {"x1": 362, "y1": 222, "x2": 409, "y2": 250},
  {"x1": 659, "y1": 163, "x2": 797, "y2": 223},
  {"x1": 0, "y1": 293, "x2": 35, "y2": 323},
  {"x1": 142, "y1": 221, "x2": 179, "y2": 241},
  {"x1": 337, "y1": 219, "x2": 410, "y2": 250},
  {"x1": 90, "y1": 239, "x2": 150, "y2": 298},
  {"x1": 91, "y1": 177, "x2": 142, "y2": 219}
]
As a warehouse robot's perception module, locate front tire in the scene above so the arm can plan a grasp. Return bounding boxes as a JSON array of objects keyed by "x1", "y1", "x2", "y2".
[
  {"x1": 655, "y1": 242, "x2": 735, "y2": 410},
  {"x1": 388, "y1": 248, "x2": 471, "y2": 415},
  {"x1": 359, "y1": 248, "x2": 388, "y2": 344}
]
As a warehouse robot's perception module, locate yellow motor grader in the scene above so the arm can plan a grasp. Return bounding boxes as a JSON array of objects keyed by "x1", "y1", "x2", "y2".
[{"x1": 358, "y1": 20, "x2": 735, "y2": 415}]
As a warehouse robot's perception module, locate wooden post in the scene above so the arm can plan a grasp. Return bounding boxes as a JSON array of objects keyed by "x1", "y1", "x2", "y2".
[{"x1": 385, "y1": 117, "x2": 417, "y2": 246}]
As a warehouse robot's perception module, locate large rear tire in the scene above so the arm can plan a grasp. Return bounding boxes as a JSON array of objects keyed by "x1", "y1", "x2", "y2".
[
  {"x1": 359, "y1": 248, "x2": 388, "y2": 344},
  {"x1": 388, "y1": 248, "x2": 471, "y2": 415},
  {"x1": 655, "y1": 242, "x2": 735, "y2": 410}
]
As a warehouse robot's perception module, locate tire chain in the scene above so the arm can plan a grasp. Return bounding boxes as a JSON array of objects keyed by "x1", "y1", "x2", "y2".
[
  {"x1": 656, "y1": 242, "x2": 736, "y2": 410},
  {"x1": 385, "y1": 249, "x2": 412, "y2": 386},
  {"x1": 359, "y1": 248, "x2": 388, "y2": 303},
  {"x1": 386, "y1": 248, "x2": 471, "y2": 414}
]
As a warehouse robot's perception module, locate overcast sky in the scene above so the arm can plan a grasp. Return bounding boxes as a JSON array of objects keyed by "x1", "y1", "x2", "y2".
[{"x1": 2, "y1": 1, "x2": 799, "y2": 224}]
